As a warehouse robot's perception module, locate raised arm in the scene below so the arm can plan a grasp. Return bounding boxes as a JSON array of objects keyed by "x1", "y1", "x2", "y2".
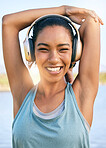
[
  {"x1": 62, "y1": 6, "x2": 103, "y2": 126},
  {"x1": 73, "y1": 16, "x2": 100, "y2": 126},
  {"x1": 2, "y1": 6, "x2": 65, "y2": 117}
]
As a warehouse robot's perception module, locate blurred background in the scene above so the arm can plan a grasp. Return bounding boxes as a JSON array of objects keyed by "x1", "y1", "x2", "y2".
[{"x1": 0, "y1": 0, "x2": 106, "y2": 148}]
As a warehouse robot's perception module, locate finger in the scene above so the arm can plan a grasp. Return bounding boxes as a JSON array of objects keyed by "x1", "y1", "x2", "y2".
[
  {"x1": 84, "y1": 9, "x2": 97, "y2": 20},
  {"x1": 97, "y1": 16, "x2": 104, "y2": 25},
  {"x1": 92, "y1": 11, "x2": 104, "y2": 24},
  {"x1": 88, "y1": 10, "x2": 104, "y2": 25},
  {"x1": 94, "y1": 16, "x2": 104, "y2": 25},
  {"x1": 88, "y1": 10, "x2": 97, "y2": 19}
]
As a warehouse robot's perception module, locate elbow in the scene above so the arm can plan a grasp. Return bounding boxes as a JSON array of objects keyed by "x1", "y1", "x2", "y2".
[
  {"x1": 2, "y1": 15, "x2": 8, "y2": 26},
  {"x1": 2, "y1": 14, "x2": 12, "y2": 27}
]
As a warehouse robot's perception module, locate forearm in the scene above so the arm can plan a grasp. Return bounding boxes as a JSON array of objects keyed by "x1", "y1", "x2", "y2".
[{"x1": 2, "y1": 6, "x2": 65, "y2": 31}]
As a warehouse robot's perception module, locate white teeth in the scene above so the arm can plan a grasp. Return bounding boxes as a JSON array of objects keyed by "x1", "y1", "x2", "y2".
[{"x1": 47, "y1": 67, "x2": 61, "y2": 72}]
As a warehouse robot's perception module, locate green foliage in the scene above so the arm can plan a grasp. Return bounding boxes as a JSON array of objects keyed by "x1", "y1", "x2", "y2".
[
  {"x1": 99, "y1": 73, "x2": 106, "y2": 84},
  {"x1": 0, "y1": 74, "x2": 9, "y2": 86}
]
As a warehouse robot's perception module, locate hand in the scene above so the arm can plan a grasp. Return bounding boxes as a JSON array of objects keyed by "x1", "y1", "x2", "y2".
[
  {"x1": 65, "y1": 68, "x2": 74, "y2": 84},
  {"x1": 64, "y1": 6, "x2": 103, "y2": 25}
]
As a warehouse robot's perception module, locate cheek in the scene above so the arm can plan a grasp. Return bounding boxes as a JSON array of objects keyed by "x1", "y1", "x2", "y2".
[
  {"x1": 35, "y1": 51, "x2": 48, "y2": 65},
  {"x1": 62, "y1": 52, "x2": 72, "y2": 67}
]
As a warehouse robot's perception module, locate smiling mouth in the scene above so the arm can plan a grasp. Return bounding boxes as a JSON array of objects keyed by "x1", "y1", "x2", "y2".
[{"x1": 46, "y1": 66, "x2": 63, "y2": 72}]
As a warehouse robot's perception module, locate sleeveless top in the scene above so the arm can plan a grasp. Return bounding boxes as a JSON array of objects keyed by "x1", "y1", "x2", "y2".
[
  {"x1": 12, "y1": 82, "x2": 90, "y2": 148},
  {"x1": 33, "y1": 98, "x2": 65, "y2": 119},
  {"x1": 33, "y1": 97, "x2": 90, "y2": 132}
]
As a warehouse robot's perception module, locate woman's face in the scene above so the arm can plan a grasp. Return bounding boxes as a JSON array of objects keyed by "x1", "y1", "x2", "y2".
[{"x1": 35, "y1": 25, "x2": 72, "y2": 83}]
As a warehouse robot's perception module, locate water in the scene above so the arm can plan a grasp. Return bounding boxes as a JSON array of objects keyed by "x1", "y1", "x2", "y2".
[
  {"x1": 90, "y1": 85, "x2": 106, "y2": 148},
  {"x1": 0, "y1": 85, "x2": 106, "y2": 148},
  {"x1": 0, "y1": 92, "x2": 13, "y2": 148}
]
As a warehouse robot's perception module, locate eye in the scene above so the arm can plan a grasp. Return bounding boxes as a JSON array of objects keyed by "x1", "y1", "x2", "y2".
[
  {"x1": 38, "y1": 48, "x2": 49, "y2": 52},
  {"x1": 59, "y1": 48, "x2": 69, "y2": 53}
]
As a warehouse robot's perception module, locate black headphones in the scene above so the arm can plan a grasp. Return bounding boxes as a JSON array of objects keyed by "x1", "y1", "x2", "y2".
[{"x1": 23, "y1": 14, "x2": 82, "y2": 68}]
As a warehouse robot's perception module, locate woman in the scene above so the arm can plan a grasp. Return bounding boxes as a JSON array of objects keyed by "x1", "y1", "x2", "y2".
[{"x1": 2, "y1": 5, "x2": 103, "y2": 148}]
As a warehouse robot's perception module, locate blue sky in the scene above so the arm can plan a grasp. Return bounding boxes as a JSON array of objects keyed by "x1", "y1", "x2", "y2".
[{"x1": 0, "y1": 0, "x2": 106, "y2": 73}]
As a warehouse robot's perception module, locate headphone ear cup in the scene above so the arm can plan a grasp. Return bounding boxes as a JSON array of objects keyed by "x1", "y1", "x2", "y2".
[
  {"x1": 28, "y1": 38, "x2": 35, "y2": 61},
  {"x1": 69, "y1": 37, "x2": 77, "y2": 68},
  {"x1": 71, "y1": 37, "x2": 77, "y2": 63},
  {"x1": 70, "y1": 35, "x2": 82, "y2": 68},
  {"x1": 23, "y1": 37, "x2": 35, "y2": 62},
  {"x1": 23, "y1": 37, "x2": 32, "y2": 62},
  {"x1": 74, "y1": 39, "x2": 82, "y2": 62}
]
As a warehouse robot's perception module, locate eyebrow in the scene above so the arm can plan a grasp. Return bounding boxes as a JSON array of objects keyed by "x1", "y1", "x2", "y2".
[
  {"x1": 37, "y1": 43, "x2": 70, "y2": 47},
  {"x1": 37, "y1": 43, "x2": 49, "y2": 47},
  {"x1": 57, "y1": 43, "x2": 70, "y2": 47}
]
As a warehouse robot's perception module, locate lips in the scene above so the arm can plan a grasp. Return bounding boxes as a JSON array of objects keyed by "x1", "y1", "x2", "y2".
[{"x1": 46, "y1": 66, "x2": 63, "y2": 73}]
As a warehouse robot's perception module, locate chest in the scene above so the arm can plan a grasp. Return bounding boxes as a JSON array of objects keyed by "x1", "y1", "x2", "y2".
[
  {"x1": 34, "y1": 91, "x2": 65, "y2": 113},
  {"x1": 12, "y1": 108, "x2": 88, "y2": 148}
]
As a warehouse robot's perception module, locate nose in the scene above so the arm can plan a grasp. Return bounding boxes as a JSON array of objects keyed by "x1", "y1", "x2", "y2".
[{"x1": 48, "y1": 50, "x2": 60, "y2": 64}]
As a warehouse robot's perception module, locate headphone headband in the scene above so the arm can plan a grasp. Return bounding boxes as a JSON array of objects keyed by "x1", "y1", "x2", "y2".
[{"x1": 27, "y1": 14, "x2": 79, "y2": 40}]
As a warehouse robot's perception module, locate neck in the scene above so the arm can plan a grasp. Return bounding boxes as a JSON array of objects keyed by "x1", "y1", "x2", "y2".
[{"x1": 38, "y1": 77, "x2": 67, "y2": 98}]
